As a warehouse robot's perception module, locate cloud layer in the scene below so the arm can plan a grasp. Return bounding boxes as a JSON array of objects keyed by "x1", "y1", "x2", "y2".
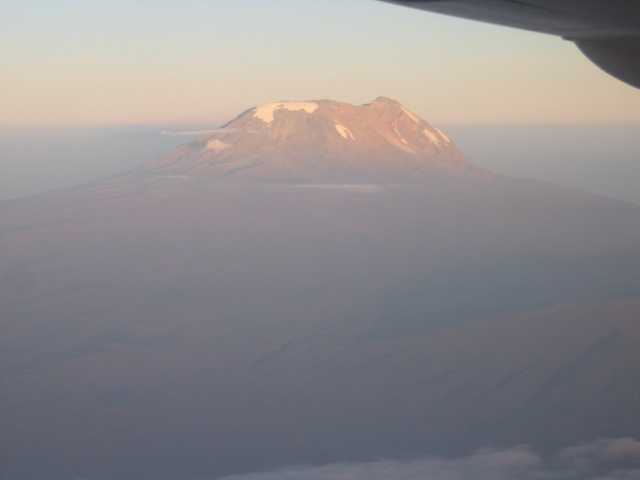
[{"x1": 215, "y1": 438, "x2": 640, "y2": 480}]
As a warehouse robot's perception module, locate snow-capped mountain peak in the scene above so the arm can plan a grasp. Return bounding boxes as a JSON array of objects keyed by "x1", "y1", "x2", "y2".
[{"x1": 145, "y1": 98, "x2": 484, "y2": 184}]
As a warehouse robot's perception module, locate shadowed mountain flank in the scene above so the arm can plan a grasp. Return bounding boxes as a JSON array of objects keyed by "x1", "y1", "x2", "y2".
[{"x1": 371, "y1": 251, "x2": 640, "y2": 338}]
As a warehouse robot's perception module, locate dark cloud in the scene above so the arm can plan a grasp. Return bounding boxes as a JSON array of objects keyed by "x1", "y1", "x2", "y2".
[{"x1": 215, "y1": 438, "x2": 640, "y2": 480}]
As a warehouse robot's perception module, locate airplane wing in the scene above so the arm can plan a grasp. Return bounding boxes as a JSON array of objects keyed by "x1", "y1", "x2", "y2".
[{"x1": 380, "y1": 0, "x2": 640, "y2": 89}]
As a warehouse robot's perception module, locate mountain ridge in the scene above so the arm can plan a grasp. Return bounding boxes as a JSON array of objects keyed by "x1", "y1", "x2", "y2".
[{"x1": 141, "y1": 97, "x2": 487, "y2": 184}]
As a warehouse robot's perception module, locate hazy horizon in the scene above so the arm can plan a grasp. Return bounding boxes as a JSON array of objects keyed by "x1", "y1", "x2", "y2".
[{"x1": 2, "y1": 120, "x2": 639, "y2": 205}]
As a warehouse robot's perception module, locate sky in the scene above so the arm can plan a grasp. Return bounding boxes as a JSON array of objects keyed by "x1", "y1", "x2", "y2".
[{"x1": 1, "y1": 0, "x2": 640, "y2": 127}]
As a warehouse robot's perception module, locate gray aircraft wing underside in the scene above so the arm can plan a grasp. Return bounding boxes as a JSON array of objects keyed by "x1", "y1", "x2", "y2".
[{"x1": 380, "y1": 0, "x2": 640, "y2": 89}]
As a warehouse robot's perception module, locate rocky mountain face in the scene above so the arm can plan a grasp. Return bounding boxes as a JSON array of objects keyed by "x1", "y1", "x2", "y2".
[
  {"x1": 2, "y1": 99, "x2": 640, "y2": 480},
  {"x1": 141, "y1": 97, "x2": 483, "y2": 183}
]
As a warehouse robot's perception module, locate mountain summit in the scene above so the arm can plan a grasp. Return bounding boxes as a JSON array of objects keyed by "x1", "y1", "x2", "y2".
[{"x1": 145, "y1": 97, "x2": 482, "y2": 184}]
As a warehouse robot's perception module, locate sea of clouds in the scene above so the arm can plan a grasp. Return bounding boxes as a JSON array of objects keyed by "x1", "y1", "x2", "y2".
[{"x1": 215, "y1": 438, "x2": 640, "y2": 480}]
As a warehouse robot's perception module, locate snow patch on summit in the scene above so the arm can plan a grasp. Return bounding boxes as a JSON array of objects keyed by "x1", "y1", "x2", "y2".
[
  {"x1": 422, "y1": 128, "x2": 450, "y2": 145},
  {"x1": 393, "y1": 126, "x2": 409, "y2": 146},
  {"x1": 422, "y1": 127, "x2": 451, "y2": 145},
  {"x1": 435, "y1": 127, "x2": 451, "y2": 143},
  {"x1": 254, "y1": 102, "x2": 319, "y2": 124},
  {"x1": 422, "y1": 128, "x2": 441, "y2": 145},
  {"x1": 401, "y1": 106, "x2": 421, "y2": 124},
  {"x1": 206, "y1": 139, "x2": 232, "y2": 153},
  {"x1": 335, "y1": 123, "x2": 354, "y2": 140}
]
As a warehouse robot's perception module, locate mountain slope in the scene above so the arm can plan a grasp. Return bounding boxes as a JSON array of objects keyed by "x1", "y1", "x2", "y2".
[{"x1": 1, "y1": 98, "x2": 640, "y2": 480}]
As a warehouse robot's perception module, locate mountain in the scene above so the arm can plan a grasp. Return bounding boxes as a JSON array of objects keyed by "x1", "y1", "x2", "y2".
[
  {"x1": 141, "y1": 97, "x2": 481, "y2": 184},
  {"x1": 2, "y1": 98, "x2": 640, "y2": 480}
]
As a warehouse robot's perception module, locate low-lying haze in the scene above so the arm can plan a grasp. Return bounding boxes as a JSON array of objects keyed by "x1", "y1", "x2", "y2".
[{"x1": 2, "y1": 123, "x2": 639, "y2": 204}]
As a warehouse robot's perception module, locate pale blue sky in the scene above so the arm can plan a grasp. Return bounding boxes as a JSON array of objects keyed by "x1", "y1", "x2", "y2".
[{"x1": 1, "y1": 0, "x2": 639, "y2": 125}]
